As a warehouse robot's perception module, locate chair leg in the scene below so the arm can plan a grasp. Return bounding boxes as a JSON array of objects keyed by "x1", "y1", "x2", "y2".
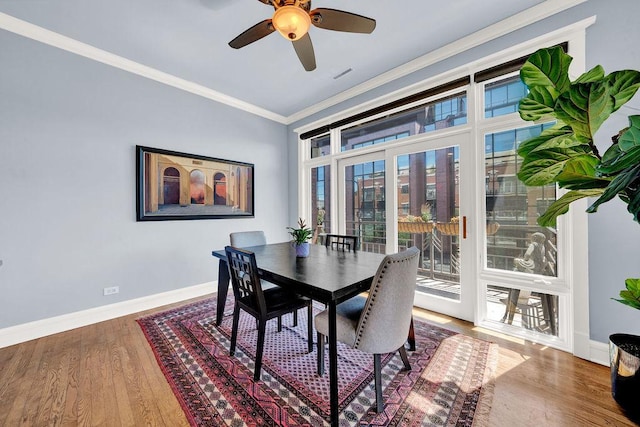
[
  {"x1": 317, "y1": 332, "x2": 325, "y2": 376},
  {"x1": 229, "y1": 305, "x2": 241, "y2": 356},
  {"x1": 398, "y1": 346, "x2": 411, "y2": 371},
  {"x1": 306, "y1": 303, "x2": 313, "y2": 353},
  {"x1": 293, "y1": 310, "x2": 298, "y2": 327},
  {"x1": 373, "y1": 354, "x2": 383, "y2": 413},
  {"x1": 254, "y1": 318, "x2": 267, "y2": 381},
  {"x1": 277, "y1": 315, "x2": 282, "y2": 332},
  {"x1": 407, "y1": 316, "x2": 416, "y2": 351}
]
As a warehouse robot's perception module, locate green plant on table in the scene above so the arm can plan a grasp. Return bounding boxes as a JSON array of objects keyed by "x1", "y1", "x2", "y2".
[
  {"x1": 287, "y1": 218, "x2": 313, "y2": 245},
  {"x1": 517, "y1": 46, "x2": 640, "y2": 307}
]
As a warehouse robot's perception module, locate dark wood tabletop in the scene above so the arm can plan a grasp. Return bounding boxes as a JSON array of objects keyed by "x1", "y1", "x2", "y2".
[{"x1": 212, "y1": 241, "x2": 385, "y2": 303}]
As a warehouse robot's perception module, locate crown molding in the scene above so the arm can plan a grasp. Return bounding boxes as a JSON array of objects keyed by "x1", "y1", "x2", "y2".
[
  {"x1": 285, "y1": 0, "x2": 587, "y2": 125},
  {"x1": 0, "y1": 12, "x2": 288, "y2": 124},
  {"x1": 1, "y1": 0, "x2": 585, "y2": 126}
]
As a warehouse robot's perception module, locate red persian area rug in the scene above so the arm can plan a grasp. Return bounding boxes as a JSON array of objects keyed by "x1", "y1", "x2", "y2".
[{"x1": 137, "y1": 297, "x2": 497, "y2": 426}]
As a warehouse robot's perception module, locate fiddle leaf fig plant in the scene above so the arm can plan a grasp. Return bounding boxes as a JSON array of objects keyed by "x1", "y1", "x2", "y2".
[{"x1": 517, "y1": 46, "x2": 640, "y2": 309}]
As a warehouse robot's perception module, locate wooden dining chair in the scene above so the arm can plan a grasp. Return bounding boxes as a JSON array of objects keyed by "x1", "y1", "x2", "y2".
[
  {"x1": 225, "y1": 246, "x2": 313, "y2": 381},
  {"x1": 324, "y1": 234, "x2": 359, "y2": 251},
  {"x1": 314, "y1": 246, "x2": 420, "y2": 413},
  {"x1": 229, "y1": 230, "x2": 300, "y2": 325}
]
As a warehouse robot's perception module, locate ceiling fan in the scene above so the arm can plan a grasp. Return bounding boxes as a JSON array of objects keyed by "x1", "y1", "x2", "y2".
[{"x1": 228, "y1": 0, "x2": 376, "y2": 71}]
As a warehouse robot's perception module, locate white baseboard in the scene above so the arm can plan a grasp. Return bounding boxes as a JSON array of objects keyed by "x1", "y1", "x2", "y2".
[
  {"x1": 589, "y1": 339, "x2": 610, "y2": 366},
  {"x1": 0, "y1": 282, "x2": 215, "y2": 349}
]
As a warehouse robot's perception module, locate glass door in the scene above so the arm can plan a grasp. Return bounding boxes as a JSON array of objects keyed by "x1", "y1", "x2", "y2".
[
  {"x1": 337, "y1": 152, "x2": 387, "y2": 254},
  {"x1": 389, "y1": 132, "x2": 474, "y2": 321}
]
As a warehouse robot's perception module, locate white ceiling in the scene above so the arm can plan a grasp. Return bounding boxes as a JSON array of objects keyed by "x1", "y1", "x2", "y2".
[{"x1": 1, "y1": 0, "x2": 564, "y2": 121}]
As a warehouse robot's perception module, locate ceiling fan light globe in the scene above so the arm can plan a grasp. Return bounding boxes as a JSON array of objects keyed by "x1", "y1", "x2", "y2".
[{"x1": 272, "y1": 5, "x2": 311, "y2": 41}]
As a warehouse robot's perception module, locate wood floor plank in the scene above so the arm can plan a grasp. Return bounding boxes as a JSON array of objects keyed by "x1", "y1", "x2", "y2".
[{"x1": 0, "y1": 295, "x2": 635, "y2": 426}]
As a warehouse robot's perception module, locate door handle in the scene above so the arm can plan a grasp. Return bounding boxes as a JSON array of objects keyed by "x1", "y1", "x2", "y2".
[{"x1": 462, "y1": 216, "x2": 467, "y2": 239}]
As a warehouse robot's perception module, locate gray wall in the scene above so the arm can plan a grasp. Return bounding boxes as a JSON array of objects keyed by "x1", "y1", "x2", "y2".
[
  {"x1": 0, "y1": 30, "x2": 290, "y2": 328},
  {"x1": 287, "y1": 0, "x2": 640, "y2": 344}
]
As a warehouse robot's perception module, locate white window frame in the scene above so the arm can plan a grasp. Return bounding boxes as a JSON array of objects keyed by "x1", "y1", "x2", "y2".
[{"x1": 296, "y1": 18, "x2": 594, "y2": 358}]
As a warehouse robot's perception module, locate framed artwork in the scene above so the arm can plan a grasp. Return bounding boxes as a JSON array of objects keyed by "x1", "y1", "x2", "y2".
[{"x1": 136, "y1": 145, "x2": 254, "y2": 221}]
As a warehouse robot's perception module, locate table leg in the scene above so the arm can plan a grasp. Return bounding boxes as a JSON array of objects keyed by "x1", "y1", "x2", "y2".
[
  {"x1": 216, "y1": 258, "x2": 230, "y2": 326},
  {"x1": 328, "y1": 301, "x2": 339, "y2": 427}
]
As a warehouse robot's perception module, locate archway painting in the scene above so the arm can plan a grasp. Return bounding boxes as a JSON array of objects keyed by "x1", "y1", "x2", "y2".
[{"x1": 137, "y1": 145, "x2": 254, "y2": 221}]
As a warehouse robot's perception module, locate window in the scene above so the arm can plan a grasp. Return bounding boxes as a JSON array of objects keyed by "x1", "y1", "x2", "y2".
[
  {"x1": 484, "y1": 123, "x2": 557, "y2": 276},
  {"x1": 311, "y1": 135, "x2": 330, "y2": 158},
  {"x1": 484, "y1": 75, "x2": 528, "y2": 118},
  {"x1": 311, "y1": 165, "x2": 331, "y2": 233},
  {"x1": 340, "y1": 92, "x2": 467, "y2": 152},
  {"x1": 424, "y1": 93, "x2": 468, "y2": 131},
  {"x1": 300, "y1": 32, "x2": 586, "y2": 353}
]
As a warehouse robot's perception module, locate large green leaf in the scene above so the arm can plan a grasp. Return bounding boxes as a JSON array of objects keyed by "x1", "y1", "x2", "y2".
[
  {"x1": 517, "y1": 124, "x2": 573, "y2": 157},
  {"x1": 624, "y1": 185, "x2": 640, "y2": 223},
  {"x1": 537, "y1": 189, "x2": 604, "y2": 227},
  {"x1": 618, "y1": 115, "x2": 640, "y2": 151},
  {"x1": 518, "y1": 157, "x2": 567, "y2": 186},
  {"x1": 518, "y1": 47, "x2": 572, "y2": 122},
  {"x1": 606, "y1": 71, "x2": 640, "y2": 112},
  {"x1": 518, "y1": 145, "x2": 599, "y2": 186},
  {"x1": 520, "y1": 46, "x2": 572, "y2": 92},
  {"x1": 598, "y1": 146, "x2": 640, "y2": 175},
  {"x1": 554, "y1": 82, "x2": 613, "y2": 143},
  {"x1": 555, "y1": 155, "x2": 608, "y2": 189},
  {"x1": 574, "y1": 65, "x2": 605, "y2": 83},
  {"x1": 600, "y1": 140, "x2": 624, "y2": 167},
  {"x1": 587, "y1": 164, "x2": 640, "y2": 213},
  {"x1": 518, "y1": 87, "x2": 557, "y2": 122}
]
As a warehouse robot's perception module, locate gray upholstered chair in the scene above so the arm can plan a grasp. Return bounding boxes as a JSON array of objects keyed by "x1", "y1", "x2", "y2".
[
  {"x1": 314, "y1": 246, "x2": 420, "y2": 413},
  {"x1": 230, "y1": 230, "x2": 267, "y2": 248}
]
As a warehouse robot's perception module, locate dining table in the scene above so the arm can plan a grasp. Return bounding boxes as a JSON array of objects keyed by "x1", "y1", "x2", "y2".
[{"x1": 211, "y1": 241, "x2": 386, "y2": 427}]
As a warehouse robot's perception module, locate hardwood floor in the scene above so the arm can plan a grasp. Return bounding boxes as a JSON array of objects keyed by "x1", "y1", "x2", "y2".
[{"x1": 0, "y1": 295, "x2": 635, "y2": 426}]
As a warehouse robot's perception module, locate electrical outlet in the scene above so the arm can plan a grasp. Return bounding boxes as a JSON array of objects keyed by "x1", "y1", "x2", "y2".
[{"x1": 103, "y1": 286, "x2": 119, "y2": 296}]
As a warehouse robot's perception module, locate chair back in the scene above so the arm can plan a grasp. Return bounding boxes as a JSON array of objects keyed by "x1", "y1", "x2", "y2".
[
  {"x1": 229, "y1": 231, "x2": 267, "y2": 248},
  {"x1": 225, "y1": 246, "x2": 266, "y2": 314},
  {"x1": 324, "y1": 234, "x2": 359, "y2": 251},
  {"x1": 353, "y1": 247, "x2": 420, "y2": 354}
]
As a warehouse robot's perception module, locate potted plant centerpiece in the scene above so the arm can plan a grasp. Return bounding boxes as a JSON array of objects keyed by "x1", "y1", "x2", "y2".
[
  {"x1": 516, "y1": 46, "x2": 640, "y2": 419},
  {"x1": 287, "y1": 218, "x2": 313, "y2": 258}
]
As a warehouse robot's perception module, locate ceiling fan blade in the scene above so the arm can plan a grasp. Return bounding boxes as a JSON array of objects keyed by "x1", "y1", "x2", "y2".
[
  {"x1": 310, "y1": 8, "x2": 376, "y2": 34},
  {"x1": 228, "y1": 19, "x2": 274, "y2": 49},
  {"x1": 292, "y1": 33, "x2": 316, "y2": 71}
]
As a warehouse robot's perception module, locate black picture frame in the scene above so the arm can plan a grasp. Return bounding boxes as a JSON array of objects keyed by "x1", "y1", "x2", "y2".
[{"x1": 136, "y1": 145, "x2": 254, "y2": 221}]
